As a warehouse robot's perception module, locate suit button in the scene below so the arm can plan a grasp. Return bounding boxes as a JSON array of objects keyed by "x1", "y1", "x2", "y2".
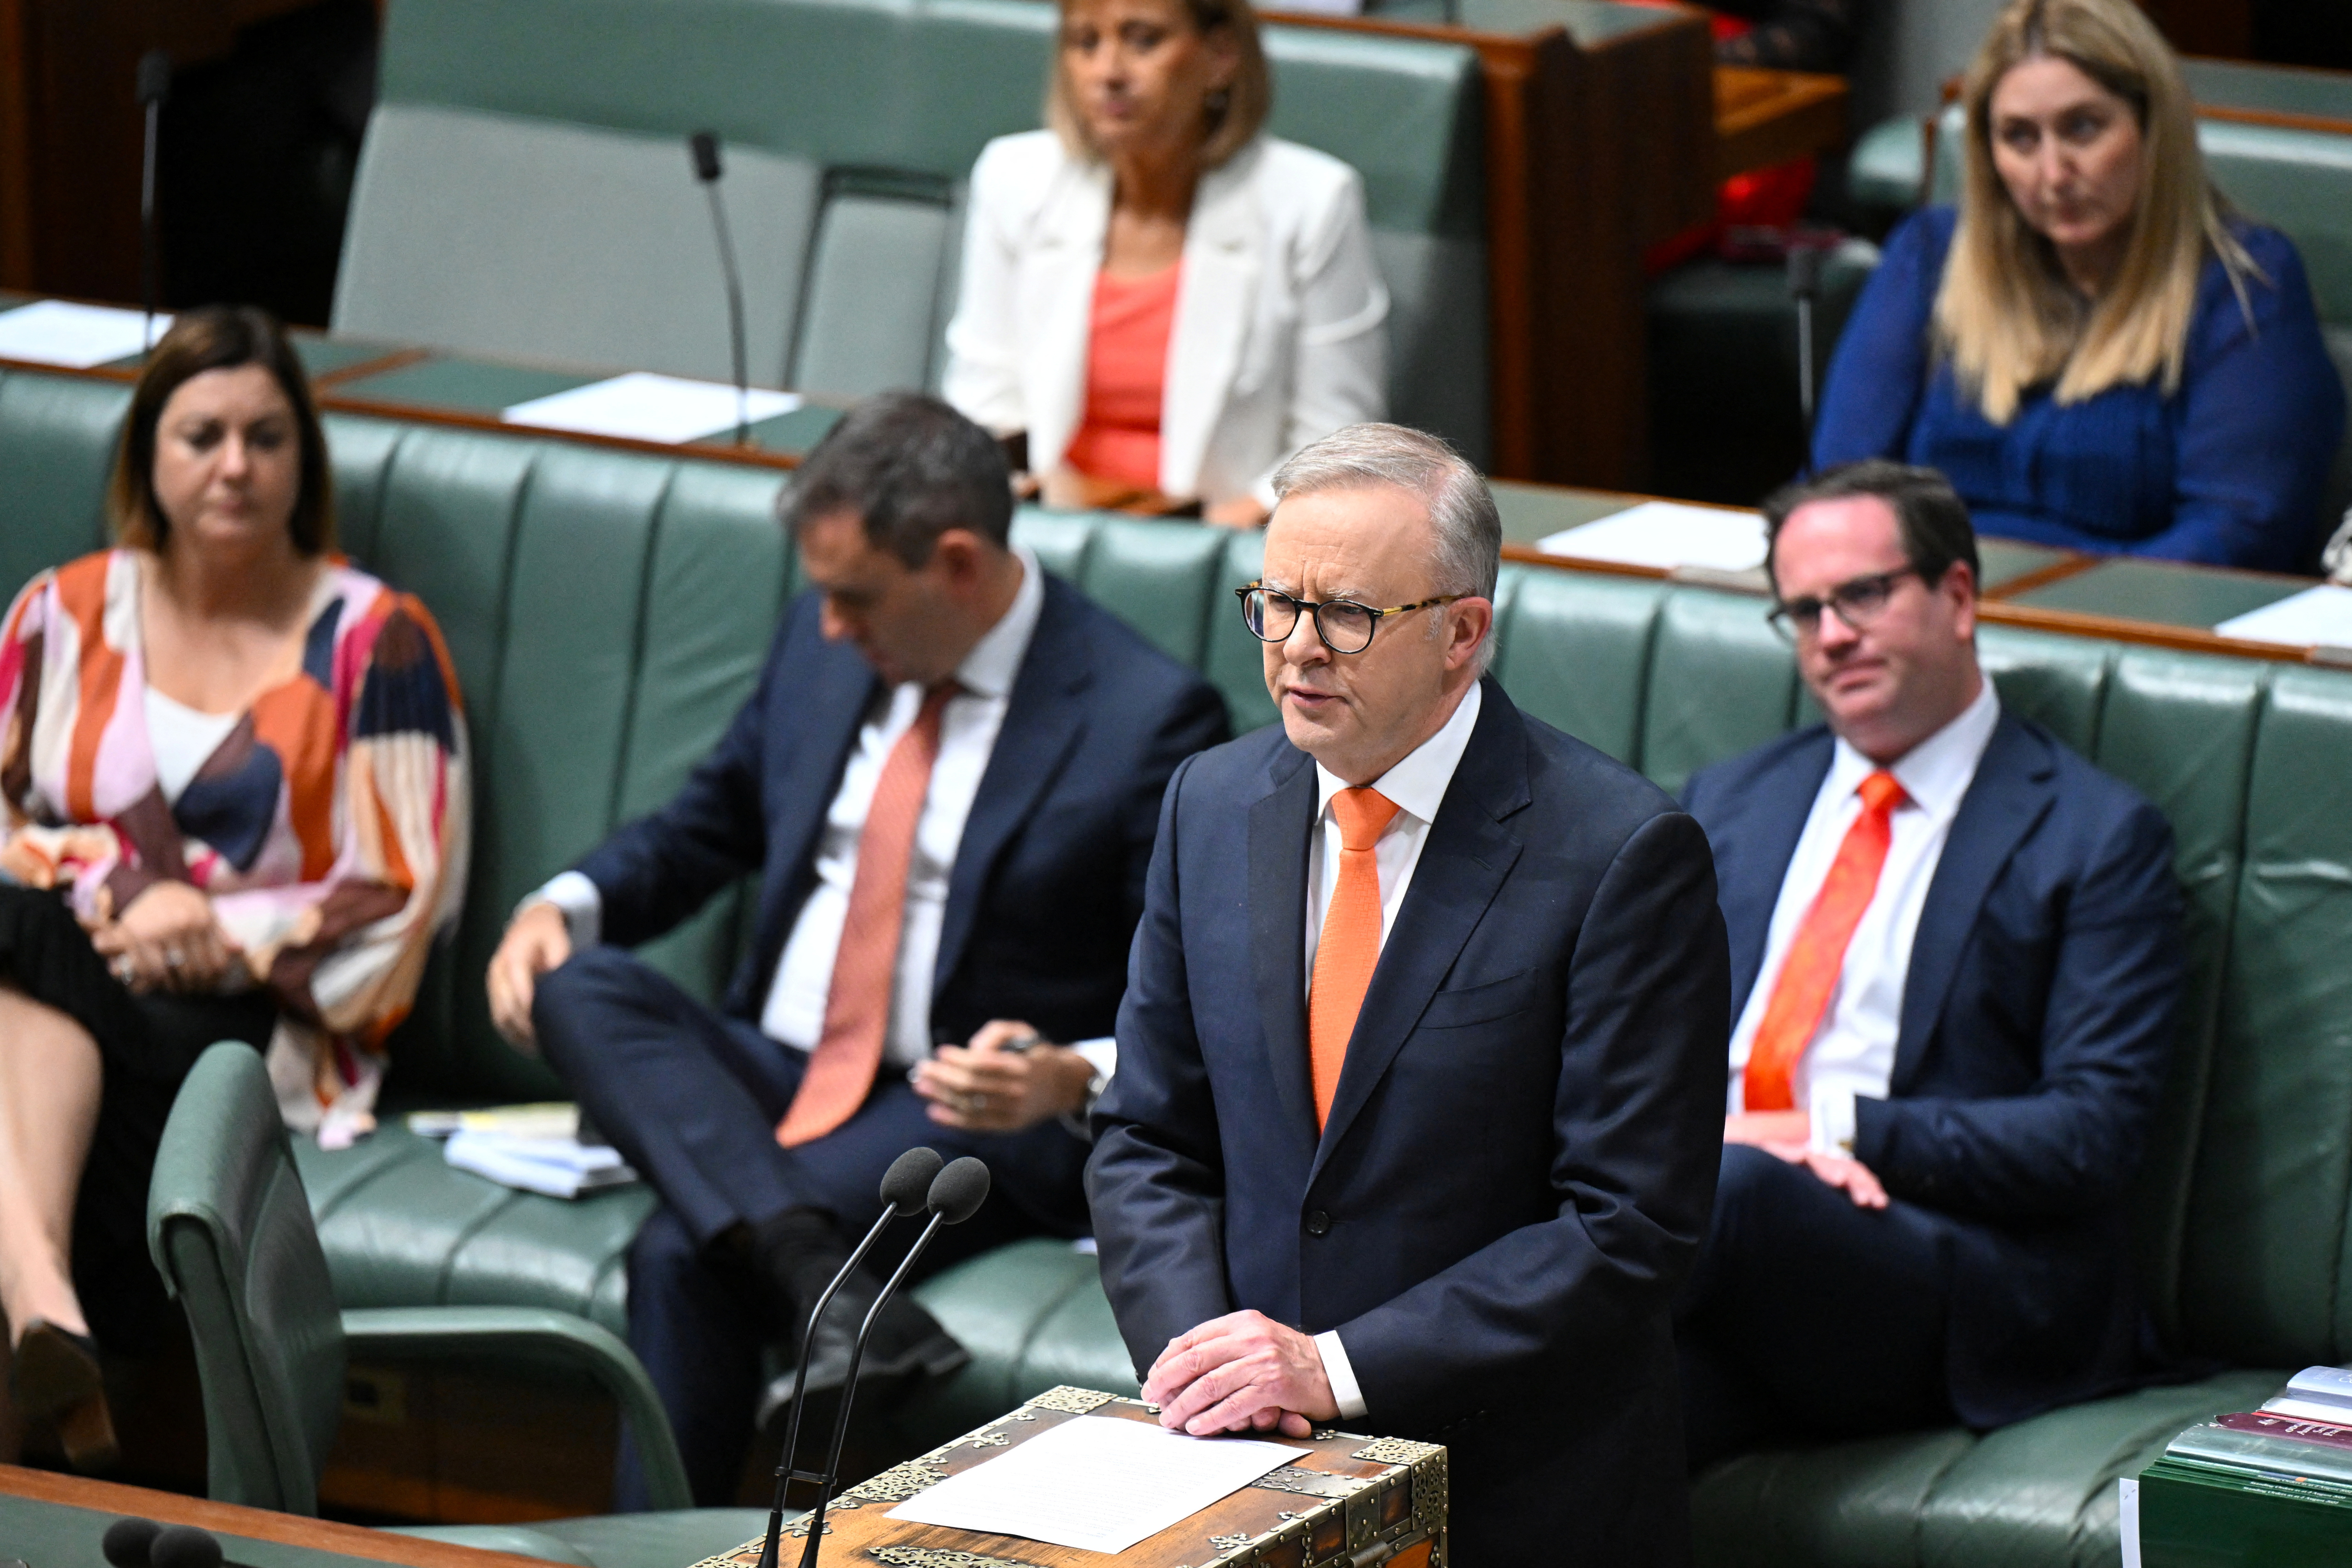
[{"x1": 1305, "y1": 1210, "x2": 1331, "y2": 1237}]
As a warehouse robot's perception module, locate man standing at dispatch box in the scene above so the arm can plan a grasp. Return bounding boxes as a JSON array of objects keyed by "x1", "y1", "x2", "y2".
[
  {"x1": 1675, "y1": 460, "x2": 2183, "y2": 1467},
  {"x1": 1089, "y1": 423, "x2": 1731, "y2": 1565}
]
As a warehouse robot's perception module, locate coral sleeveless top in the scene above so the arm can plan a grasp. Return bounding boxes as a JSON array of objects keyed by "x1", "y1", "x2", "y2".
[{"x1": 1063, "y1": 262, "x2": 1181, "y2": 492}]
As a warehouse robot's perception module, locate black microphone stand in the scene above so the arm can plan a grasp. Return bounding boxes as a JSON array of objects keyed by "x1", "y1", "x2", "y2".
[
  {"x1": 689, "y1": 130, "x2": 751, "y2": 447},
  {"x1": 137, "y1": 50, "x2": 170, "y2": 357},
  {"x1": 792, "y1": 1207, "x2": 955, "y2": 1568},
  {"x1": 753, "y1": 1202, "x2": 910, "y2": 1568},
  {"x1": 1788, "y1": 240, "x2": 1824, "y2": 479}
]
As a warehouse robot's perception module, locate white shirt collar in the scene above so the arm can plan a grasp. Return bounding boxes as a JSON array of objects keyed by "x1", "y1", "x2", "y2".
[
  {"x1": 1314, "y1": 680, "x2": 1484, "y2": 825},
  {"x1": 1825, "y1": 676, "x2": 2001, "y2": 825},
  {"x1": 952, "y1": 543, "x2": 1044, "y2": 700}
]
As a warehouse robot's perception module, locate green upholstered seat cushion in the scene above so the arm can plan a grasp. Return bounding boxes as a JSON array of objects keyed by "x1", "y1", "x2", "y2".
[
  {"x1": 294, "y1": 1124, "x2": 652, "y2": 1335},
  {"x1": 1691, "y1": 1372, "x2": 2286, "y2": 1568}
]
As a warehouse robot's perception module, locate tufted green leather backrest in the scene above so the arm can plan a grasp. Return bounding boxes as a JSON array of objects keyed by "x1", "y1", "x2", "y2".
[
  {"x1": 339, "y1": 0, "x2": 1489, "y2": 459},
  {"x1": 148, "y1": 1044, "x2": 351, "y2": 1514}
]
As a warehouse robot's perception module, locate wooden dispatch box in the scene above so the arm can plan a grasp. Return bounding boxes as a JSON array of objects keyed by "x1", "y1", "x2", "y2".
[{"x1": 691, "y1": 1385, "x2": 1448, "y2": 1568}]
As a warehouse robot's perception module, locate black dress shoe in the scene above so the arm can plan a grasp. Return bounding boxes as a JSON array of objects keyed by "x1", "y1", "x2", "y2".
[
  {"x1": 756, "y1": 1288, "x2": 969, "y2": 1448},
  {"x1": 10, "y1": 1319, "x2": 118, "y2": 1471}
]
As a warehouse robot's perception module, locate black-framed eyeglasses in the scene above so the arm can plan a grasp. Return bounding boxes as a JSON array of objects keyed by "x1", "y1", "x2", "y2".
[
  {"x1": 1236, "y1": 582, "x2": 1465, "y2": 655},
  {"x1": 1767, "y1": 566, "x2": 1920, "y2": 641}
]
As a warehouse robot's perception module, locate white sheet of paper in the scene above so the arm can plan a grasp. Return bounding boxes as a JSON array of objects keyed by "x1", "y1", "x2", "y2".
[
  {"x1": 501, "y1": 371, "x2": 800, "y2": 444},
  {"x1": 2117, "y1": 1478, "x2": 2141, "y2": 1568},
  {"x1": 2212, "y1": 584, "x2": 2352, "y2": 648},
  {"x1": 888, "y1": 1415, "x2": 1305, "y2": 1554},
  {"x1": 0, "y1": 300, "x2": 171, "y2": 367},
  {"x1": 1536, "y1": 500, "x2": 1768, "y2": 573}
]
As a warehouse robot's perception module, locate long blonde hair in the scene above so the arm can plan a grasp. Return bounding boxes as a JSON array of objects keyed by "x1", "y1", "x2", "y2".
[{"x1": 1934, "y1": 0, "x2": 2258, "y2": 425}]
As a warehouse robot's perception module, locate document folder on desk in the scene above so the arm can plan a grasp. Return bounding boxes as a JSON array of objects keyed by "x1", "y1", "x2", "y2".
[{"x1": 689, "y1": 1385, "x2": 1447, "y2": 1568}]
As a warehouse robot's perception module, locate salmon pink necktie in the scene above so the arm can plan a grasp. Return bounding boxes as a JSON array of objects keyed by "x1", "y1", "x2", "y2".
[
  {"x1": 1308, "y1": 786, "x2": 1400, "y2": 1129},
  {"x1": 777, "y1": 680, "x2": 958, "y2": 1147},
  {"x1": 1743, "y1": 768, "x2": 1907, "y2": 1112}
]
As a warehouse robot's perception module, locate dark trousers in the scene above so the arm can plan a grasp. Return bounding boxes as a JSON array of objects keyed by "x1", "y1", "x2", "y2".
[
  {"x1": 1674, "y1": 1143, "x2": 1957, "y2": 1472},
  {"x1": 534, "y1": 946, "x2": 1090, "y2": 1507}
]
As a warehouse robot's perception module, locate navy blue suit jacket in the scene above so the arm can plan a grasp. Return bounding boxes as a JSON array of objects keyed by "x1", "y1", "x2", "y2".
[
  {"x1": 1090, "y1": 680, "x2": 1729, "y2": 1567},
  {"x1": 574, "y1": 573, "x2": 1230, "y2": 1050},
  {"x1": 1682, "y1": 709, "x2": 2184, "y2": 1426}
]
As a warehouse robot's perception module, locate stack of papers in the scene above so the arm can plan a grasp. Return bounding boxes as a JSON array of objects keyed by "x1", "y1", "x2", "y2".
[
  {"x1": 0, "y1": 301, "x2": 170, "y2": 368},
  {"x1": 444, "y1": 1130, "x2": 637, "y2": 1199},
  {"x1": 409, "y1": 1102, "x2": 637, "y2": 1199},
  {"x1": 2213, "y1": 585, "x2": 2352, "y2": 649},
  {"x1": 503, "y1": 371, "x2": 800, "y2": 444},
  {"x1": 2258, "y1": 1365, "x2": 2352, "y2": 1425},
  {"x1": 889, "y1": 1415, "x2": 1304, "y2": 1554},
  {"x1": 1536, "y1": 500, "x2": 1769, "y2": 574},
  {"x1": 407, "y1": 1102, "x2": 582, "y2": 1140}
]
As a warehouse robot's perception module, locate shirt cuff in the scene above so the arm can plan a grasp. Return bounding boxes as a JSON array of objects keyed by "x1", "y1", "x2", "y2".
[
  {"x1": 526, "y1": 871, "x2": 602, "y2": 951},
  {"x1": 1808, "y1": 1082, "x2": 1857, "y2": 1156},
  {"x1": 1061, "y1": 1037, "x2": 1117, "y2": 1139},
  {"x1": 1314, "y1": 1329, "x2": 1368, "y2": 1421}
]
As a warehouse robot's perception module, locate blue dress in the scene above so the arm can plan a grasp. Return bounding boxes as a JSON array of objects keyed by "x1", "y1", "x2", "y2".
[{"x1": 1812, "y1": 206, "x2": 2345, "y2": 570}]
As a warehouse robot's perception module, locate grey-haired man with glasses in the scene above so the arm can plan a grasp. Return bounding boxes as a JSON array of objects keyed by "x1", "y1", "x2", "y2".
[
  {"x1": 1090, "y1": 423, "x2": 1731, "y2": 1566},
  {"x1": 1676, "y1": 459, "x2": 2184, "y2": 1471}
]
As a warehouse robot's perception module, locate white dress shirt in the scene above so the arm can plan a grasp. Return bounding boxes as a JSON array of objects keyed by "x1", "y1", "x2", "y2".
[
  {"x1": 1725, "y1": 680, "x2": 2001, "y2": 1153},
  {"x1": 532, "y1": 545, "x2": 1112, "y2": 1086},
  {"x1": 1300, "y1": 681, "x2": 1483, "y2": 1419}
]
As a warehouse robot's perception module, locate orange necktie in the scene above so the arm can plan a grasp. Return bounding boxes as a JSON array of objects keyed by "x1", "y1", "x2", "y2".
[
  {"x1": 1308, "y1": 787, "x2": 1400, "y2": 1129},
  {"x1": 1743, "y1": 768, "x2": 1908, "y2": 1112},
  {"x1": 777, "y1": 680, "x2": 958, "y2": 1148}
]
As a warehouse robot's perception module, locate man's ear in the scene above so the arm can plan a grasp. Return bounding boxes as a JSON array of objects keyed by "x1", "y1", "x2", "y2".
[
  {"x1": 928, "y1": 528, "x2": 987, "y2": 586},
  {"x1": 1940, "y1": 560, "x2": 1979, "y2": 639},
  {"x1": 1446, "y1": 597, "x2": 1494, "y2": 672}
]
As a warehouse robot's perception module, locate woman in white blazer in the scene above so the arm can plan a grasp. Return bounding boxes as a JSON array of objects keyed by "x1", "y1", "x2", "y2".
[{"x1": 943, "y1": 0, "x2": 1387, "y2": 527}]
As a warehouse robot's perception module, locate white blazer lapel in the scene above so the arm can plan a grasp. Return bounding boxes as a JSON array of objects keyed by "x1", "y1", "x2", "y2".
[
  {"x1": 1020, "y1": 157, "x2": 1112, "y2": 475},
  {"x1": 1161, "y1": 152, "x2": 1261, "y2": 498}
]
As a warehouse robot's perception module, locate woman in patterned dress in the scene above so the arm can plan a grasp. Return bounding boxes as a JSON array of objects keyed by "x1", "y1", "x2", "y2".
[{"x1": 0, "y1": 306, "x2": 468, "y2": 1469}]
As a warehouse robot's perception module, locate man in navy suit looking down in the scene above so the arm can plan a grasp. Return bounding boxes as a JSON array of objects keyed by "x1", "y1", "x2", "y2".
[
  {"x1": 482, "y1": 393, "x2": 1229, "y2": 1506},
  {"x1": 1677, "y1": 459, "x2": 2184, "y2": 1469},
  {"x1": 1090, "y1": 422, "x2": 1730, "y2": 1565}
]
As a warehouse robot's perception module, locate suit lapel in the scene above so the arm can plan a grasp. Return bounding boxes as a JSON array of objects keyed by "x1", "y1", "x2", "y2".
[
  {"x1": 934, "y1": 581, "x2": 1091, "y2": 995},
  {"x1": 1718, "y1": 733, "x2": 1833, "y2": 1016},
  {"x1": 1021, "y1": 159, "x2": 1110, "y2": 475},
  {"x1": 743, "y1": 638, "x2": 877, "y2": 999},
  {"x1": 1249, "y1": 745, "x2": 1321, "y2": 1151},
  {"x1": 1160, "y1": 150, "x2": 1261, "y2": 495},
  {"x1": 1892, "y1": 713, "x2": 2055, "y2": 1090},
  {"x1": 1313, "y1": 683, "x2": 1529, "y2": 1178}
]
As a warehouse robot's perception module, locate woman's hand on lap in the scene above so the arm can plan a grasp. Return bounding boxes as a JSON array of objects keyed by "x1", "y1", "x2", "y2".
[{"x1": 90, "y1": 880, "x2": 238, "y2": 993}]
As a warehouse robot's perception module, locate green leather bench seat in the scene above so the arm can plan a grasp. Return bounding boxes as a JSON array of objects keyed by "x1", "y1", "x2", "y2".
[
  {"x1": 8, "y1": 362, "x2": 2352, "y2": 1564},
  {"x1": 335, "y1": 0, "x2": 1490, "y2": 463}
]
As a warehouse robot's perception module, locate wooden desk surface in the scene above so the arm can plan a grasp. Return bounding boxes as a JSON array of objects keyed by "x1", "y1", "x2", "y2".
[
  {"x1": 0, "y1": 1465, "x2": 550, "y2": 1568},
  {"x1": 0, "y1": 302, "x2": 2337, "y2": 669},
  {"x1": 1714, "y1": 67, "x2": 1848, "y2": 180}
]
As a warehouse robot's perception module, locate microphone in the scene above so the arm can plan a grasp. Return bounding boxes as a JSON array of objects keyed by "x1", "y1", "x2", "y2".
[
  {"x1": 753, "y1": 1147, "x2": 945, "y2": 1568},
  {"x1": 103, "y1": 1518, "x2": 245, "y2": 1568},
  {"x1": 689, "y1": 130, "x2": 752, "y2": 447},
  {"x1": 1787, "y1": 241, "x2": 1826, "y2": 476},
  {"x1": 795, "y1": 1158, "x2": 991, "y2": 1568},
  {"x1": 136, "y1": 49, "x2": 170, "y2": 357}
]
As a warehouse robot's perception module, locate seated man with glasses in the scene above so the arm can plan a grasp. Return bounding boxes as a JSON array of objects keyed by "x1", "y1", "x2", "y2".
[
  {"x1": 1675, "y1": 459, "x2": 2185, "y2": 1470},
  {"x1": 1092, "y1": 423, "x2": 1731, "y2": 1565}
]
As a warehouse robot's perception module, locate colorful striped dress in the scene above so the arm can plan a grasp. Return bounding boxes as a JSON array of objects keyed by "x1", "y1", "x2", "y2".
[{"x1": 0, "y1": 549, "x2": 470, "y2": 1145}]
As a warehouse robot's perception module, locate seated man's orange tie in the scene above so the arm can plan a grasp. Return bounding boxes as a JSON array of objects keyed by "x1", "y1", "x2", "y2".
[
  {"x1": 777, "y1": 681, "x2": 959, "y2": 1147},
  {"x1": 1308, "y1": 787, "x2": 1400, "y2": 1128},
  {"x1": 1743, "y1": 769, "x2": 1907, "y2": 1112}
]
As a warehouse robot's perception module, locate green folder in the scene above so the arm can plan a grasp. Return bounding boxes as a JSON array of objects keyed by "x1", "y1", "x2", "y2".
[{"x1": 2140, "y1": 1423, "x2": 2352, "y2": 1565}]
